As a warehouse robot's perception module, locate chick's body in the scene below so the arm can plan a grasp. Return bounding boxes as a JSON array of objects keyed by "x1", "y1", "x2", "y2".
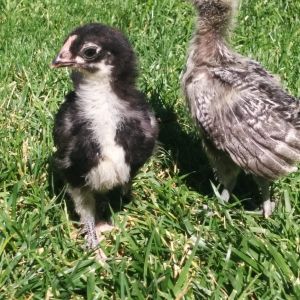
[
  {"x1": 52, "y1": 24, "x2": 158, "y2": 257},
  {"x1": 182, "y1": 0, "x2": 300, "y2": 216}
]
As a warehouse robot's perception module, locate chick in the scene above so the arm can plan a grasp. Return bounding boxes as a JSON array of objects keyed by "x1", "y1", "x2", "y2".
[
  {"x1": 181, "y1": 0, "x2": 300, "y2": 217},
  {"x1": 51, "y1": 23, "x2": 158, "y2": 258}
]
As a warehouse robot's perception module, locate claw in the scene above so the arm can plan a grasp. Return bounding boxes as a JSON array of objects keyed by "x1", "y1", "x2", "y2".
[
  {"x1": 220, "y1": 188, "x2": 230, "y2": 203},
  {"x1": 96, "y1": 221, "x2": 115, "y2": 234},
  {"x1": 95, "y1": 248, "x2": 107, "y2": 262},
  {"x1": 82, "y1": 220, "x2": 109, "y2": 262},
  {"x1": 263, "y1": 199, "x2": 276, "y2": 218}
]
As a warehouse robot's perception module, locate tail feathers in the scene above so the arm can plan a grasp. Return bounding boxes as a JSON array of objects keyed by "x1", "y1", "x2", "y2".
[{"x1": 190, "y1": 0, "x2": 238, "y2": 34}]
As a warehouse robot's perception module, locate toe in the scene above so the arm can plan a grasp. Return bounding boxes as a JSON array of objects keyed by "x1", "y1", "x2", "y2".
[{"x1": 263, "y1": 200, "x2": 276, "y2": 218}]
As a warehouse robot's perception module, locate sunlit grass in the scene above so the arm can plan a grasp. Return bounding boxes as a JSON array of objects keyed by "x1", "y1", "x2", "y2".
[{"x1": 0, "y1": 0, "x2": 299, "y2": 298}]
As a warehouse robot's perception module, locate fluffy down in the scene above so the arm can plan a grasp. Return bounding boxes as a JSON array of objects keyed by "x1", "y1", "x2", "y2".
[{"x1": 182, "y1": 0, "x2": 300, "y2": 217}]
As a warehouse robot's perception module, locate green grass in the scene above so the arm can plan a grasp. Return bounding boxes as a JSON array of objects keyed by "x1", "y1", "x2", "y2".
[{"x1": 1, "y1": 0, "x2": 300, "y2": 298}]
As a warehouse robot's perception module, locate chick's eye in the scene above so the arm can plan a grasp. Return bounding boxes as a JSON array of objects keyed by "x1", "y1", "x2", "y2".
[{"x1": 82, "y1": 47, "x2": 99, "y2": 60}]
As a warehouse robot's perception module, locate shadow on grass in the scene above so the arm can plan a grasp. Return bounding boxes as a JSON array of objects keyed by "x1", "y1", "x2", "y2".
[
  {"x1": 150, "y1": 92, "x2": 261, "y2": 210},
  {"x1": 150, "y1": 91, "x2": 213, "y2": 195}
]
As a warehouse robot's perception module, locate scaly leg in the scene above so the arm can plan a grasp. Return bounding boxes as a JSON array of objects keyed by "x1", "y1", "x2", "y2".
[
  {"x1": 204, "y1": 140, "x2": 240, "y2": 202},
  {"x1": 219, "y1": 169, "x2": 240, "y2": 203},
  {"x1": 253, "y1": 176, "x2": 275, "y2": 218},
  {"x1": 68, "y1": 187, "x2": 107, "y2": 260}
]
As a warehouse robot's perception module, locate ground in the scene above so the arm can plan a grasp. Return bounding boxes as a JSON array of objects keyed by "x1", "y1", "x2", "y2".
[{"x1": 0, "y1": 0, "x2": 300, "y2": 299}]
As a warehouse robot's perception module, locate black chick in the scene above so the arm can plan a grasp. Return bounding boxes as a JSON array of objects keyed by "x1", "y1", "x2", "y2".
[
  {"x1": 51, "y1": 23, "x2": 158, "y2": 259},
  {"x1": 182, "y1": 0, "x2": 300, "y2": 217}
]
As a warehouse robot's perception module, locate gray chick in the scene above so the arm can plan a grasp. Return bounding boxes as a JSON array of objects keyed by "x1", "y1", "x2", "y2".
[{"x1": 181, "y1": 0, "x2": 300, "y2": 217}]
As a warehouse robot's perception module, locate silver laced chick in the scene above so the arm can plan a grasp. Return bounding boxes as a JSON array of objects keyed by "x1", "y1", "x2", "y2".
[
  {"x1": 51, "y1": 23, "x2": 158, "y2": 259},
  {"x1": 182, "y1": 0, "x2": 300, "y2": 217}
]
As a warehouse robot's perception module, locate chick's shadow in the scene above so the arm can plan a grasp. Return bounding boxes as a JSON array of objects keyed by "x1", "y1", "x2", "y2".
[
  {"x1": 151, "y1": 92, "x2": 212, "y2": 195},
  {"x1": 151, "y1": 93, "x2": 260, "y2": 210}
]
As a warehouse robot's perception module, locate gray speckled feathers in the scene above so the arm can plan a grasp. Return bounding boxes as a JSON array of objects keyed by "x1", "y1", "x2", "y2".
[
  {"x1": 182, "y1": 0, "x2": 300, "y2": 216},
  {"x1": 184, "y1": 62, "x2": 300, "y2": 180}
]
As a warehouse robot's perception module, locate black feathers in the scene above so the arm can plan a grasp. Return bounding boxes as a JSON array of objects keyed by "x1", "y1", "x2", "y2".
[
  {"x1": 51, "y1": 23, "x2": 158, "y2": 257},
  {"x1": 53, "y1": 91, "x2": 101, "y2": 187},
  {"x1": 69, "y1": 23, "x2": 138, "y2": 84}
]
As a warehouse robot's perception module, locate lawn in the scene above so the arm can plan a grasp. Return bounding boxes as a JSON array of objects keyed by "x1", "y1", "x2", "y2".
[{"x1": 0, "y1": 0, "x2": 300, "y2": 298}]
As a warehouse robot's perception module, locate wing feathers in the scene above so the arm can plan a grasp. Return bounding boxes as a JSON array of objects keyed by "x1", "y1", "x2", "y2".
[{"x1": 188, "y1": 65, "x2": 300, "y2": 180}]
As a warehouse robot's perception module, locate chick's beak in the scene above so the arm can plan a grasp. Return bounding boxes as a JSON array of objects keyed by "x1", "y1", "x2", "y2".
[
  {"x1": 51, "y1": 35, "x2": 78, "y2": 68},
  {"x1": 51, "y1": 51, "x2": 75, "y2": 68}
]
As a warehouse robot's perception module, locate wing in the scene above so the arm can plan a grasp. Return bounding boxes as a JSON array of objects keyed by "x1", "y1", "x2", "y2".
[
  {"x1": 53, "y1": 92, "x2": 100, "y2": 186},
  {"x1": 186, "y1": 63, "x2": 300, "y2": 180},
  {"x1": 213, "y1": 61, "x2": 300, "y2": 127}
]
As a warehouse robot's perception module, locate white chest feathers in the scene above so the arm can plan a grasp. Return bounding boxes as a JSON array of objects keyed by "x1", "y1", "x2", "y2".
[{"x1": 76, "y1": 80, "x2": 130, "y2": 191}]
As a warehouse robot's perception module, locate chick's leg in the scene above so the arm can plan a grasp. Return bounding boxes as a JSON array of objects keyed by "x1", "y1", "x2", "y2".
[
  {"x1": 68, "y1": 187, "x2": 106, "y2": 260},
  {"x1": 253, "y1": 176, "x2": 275, "y2": 218},
  {"x1": 218, "y1": 166, "x2": 240, "y2": 202},
  {"x1": 204, "y1": 140, "x2": 240, "y2": 202}
]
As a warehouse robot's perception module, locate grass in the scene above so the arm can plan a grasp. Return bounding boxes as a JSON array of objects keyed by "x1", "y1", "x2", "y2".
[{"x1": 0, "y1": 0, "x2": 300, "y2": 298}]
